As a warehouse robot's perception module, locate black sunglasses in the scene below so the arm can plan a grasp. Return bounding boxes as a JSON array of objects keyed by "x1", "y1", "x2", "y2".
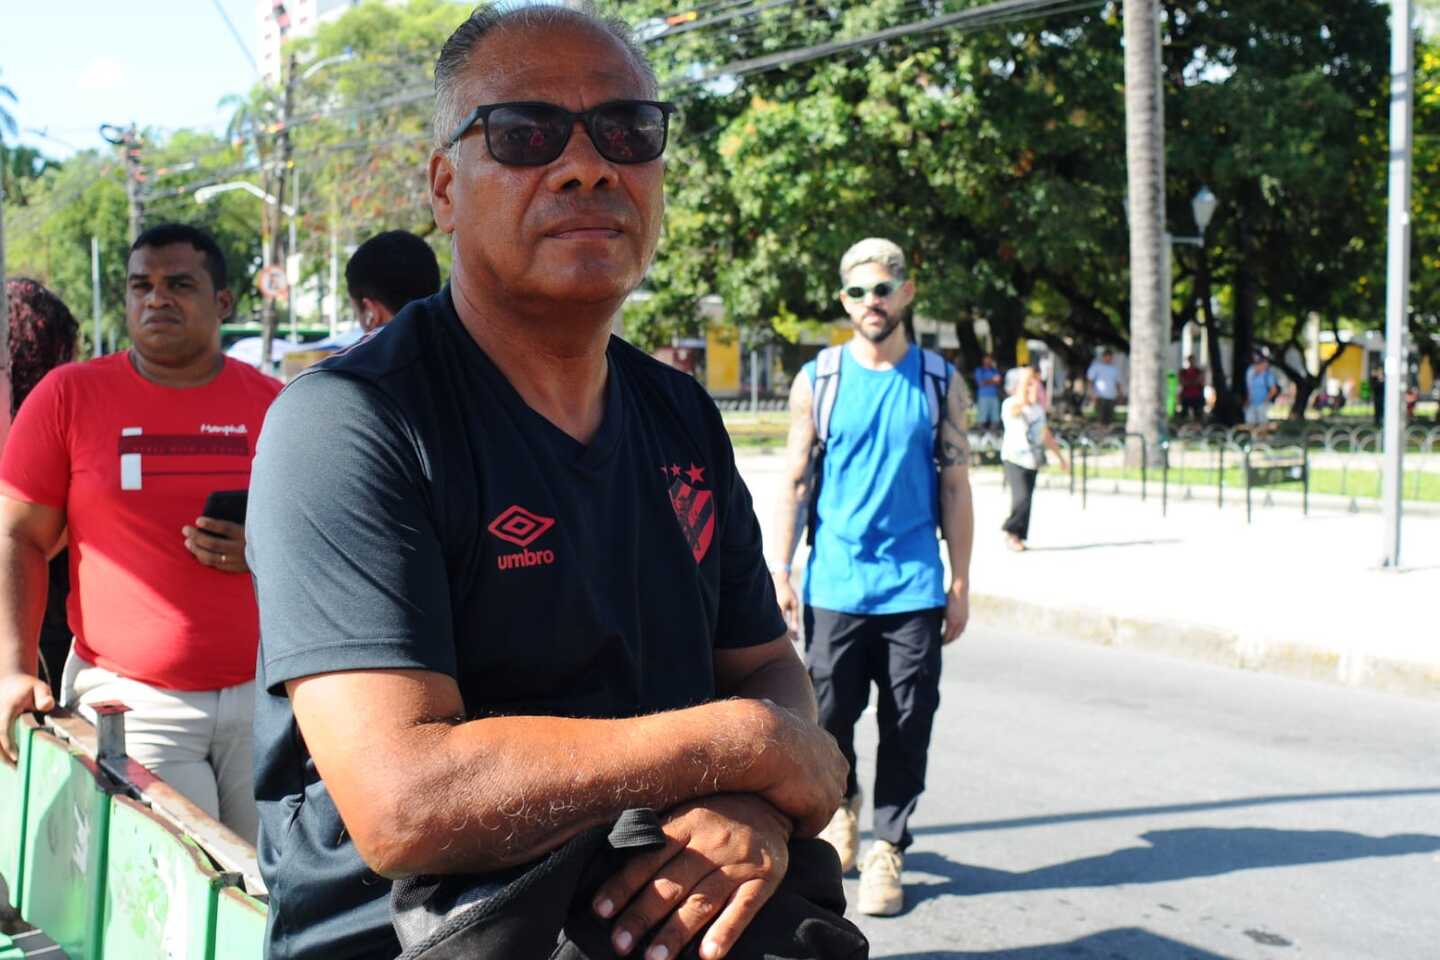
[
  {"x1": 842, "y1": 281, "x2": 897, "y2": 300},
  {"x1": 445, "y1": 99, "x2": 677, "y2": 166}
]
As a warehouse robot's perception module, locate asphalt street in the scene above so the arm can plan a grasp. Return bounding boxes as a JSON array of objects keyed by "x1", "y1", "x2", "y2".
[{"x1": 832, "y1": 625, "x2": 1440, "y2": 959}]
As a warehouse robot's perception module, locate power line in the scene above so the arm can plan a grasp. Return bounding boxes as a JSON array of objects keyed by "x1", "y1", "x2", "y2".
[
  {"x1": 684, "y1": 0, "x2": 1108, "y2": 84},
  {"x1": 209, "y1": 0, "x2": 262, "y2": 78},
  {"x1": 649, "y1": 0, "x2": 800, "y2": 42}
]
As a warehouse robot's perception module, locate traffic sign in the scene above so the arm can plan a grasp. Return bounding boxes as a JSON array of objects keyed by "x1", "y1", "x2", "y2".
[{"x1": 256, "y1": 265, "x2": 288, "y2": 301}]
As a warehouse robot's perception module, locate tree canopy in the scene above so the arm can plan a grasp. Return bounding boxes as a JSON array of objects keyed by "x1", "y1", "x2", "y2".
[{"x1": 1, "y1": 0, "x2": 1433, "y2": 416}]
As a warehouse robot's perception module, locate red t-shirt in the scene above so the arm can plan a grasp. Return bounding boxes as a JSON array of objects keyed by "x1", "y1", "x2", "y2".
[
  {"x1": 1179, "y1": 367, "x2": 1205, "y2": 399},
  {"x1": 0, "y1": 353, "x2": 282, "y2": 690}
]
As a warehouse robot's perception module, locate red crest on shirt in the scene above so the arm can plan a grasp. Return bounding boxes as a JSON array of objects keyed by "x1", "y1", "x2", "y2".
[{"x1": 667, "y1": 471, "x2": 714, "y2": 564}]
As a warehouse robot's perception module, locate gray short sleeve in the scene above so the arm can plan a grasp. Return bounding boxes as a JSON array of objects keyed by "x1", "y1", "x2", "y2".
[{"x1": 248, "y1": 371, "x2": 455, "y2": 690}]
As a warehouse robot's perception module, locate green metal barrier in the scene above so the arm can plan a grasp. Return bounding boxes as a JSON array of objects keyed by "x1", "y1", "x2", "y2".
[
  {"x1": 102, "y1": 796, "x2": 229, "y2": 960},
  {"x1": 0, "y1": 717, "x2": 34, "y2": 909},
  {"x1": 1, "y1": 710, "x2": 269, "y2": 960},
  {"x1": 19, "y1": 730, "x2": 111, "y2": 960},
  {"x1": 213, "y1": 886, "x2": 268, "y2": 960}
]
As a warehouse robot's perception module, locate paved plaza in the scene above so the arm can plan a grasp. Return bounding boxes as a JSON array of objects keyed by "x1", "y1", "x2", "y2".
[{"x1": 739, "y1": 452, "x2": 1440, "y2": 699}]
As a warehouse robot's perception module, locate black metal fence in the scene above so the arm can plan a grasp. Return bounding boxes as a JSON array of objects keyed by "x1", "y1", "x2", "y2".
[{"x1": 966, "y1": 423, "x2": 1440, "y2": 520}]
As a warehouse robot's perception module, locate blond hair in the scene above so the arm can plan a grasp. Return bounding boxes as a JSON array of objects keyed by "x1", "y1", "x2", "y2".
[{"x1": 838, "y1": 237, "x2": 906, "y2": 284}]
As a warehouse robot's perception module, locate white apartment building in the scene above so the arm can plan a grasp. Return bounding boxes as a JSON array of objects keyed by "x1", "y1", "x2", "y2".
[{"x1": 256, "y1": 0, "x2": 365, "y2": 83}]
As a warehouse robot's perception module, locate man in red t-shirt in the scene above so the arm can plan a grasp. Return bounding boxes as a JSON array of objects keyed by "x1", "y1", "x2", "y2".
[
  {"x1": 0, "y1": 223, "x2": 281, "y2": 840},
  {"x1": 1178, "y1": 356, "x2": 1206, "y2": 422}
]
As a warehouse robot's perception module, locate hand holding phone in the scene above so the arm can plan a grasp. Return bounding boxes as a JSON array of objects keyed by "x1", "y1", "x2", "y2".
[
  {"x1": 184, "y1": 490, "x2": 250, "y2": 573},
  {"x1": 201, "y1": 490, "x2": 248, "y2": 525}
]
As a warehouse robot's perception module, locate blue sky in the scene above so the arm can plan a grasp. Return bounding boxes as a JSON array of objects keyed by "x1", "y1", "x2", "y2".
[{"x1": 2, "y1": 1, "x2": 262, "y2": 158}]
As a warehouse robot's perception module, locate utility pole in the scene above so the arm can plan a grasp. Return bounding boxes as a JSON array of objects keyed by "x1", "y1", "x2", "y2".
[
  {"x1": 259, "y1": 50, "x2": 297, "y2": 375},
  {"x1": 1381, "y1": 0, "x2": 1414, "y2": 568},
  {"x1": 100, "y1": 124, "x2": 146, "y2": 242},
  {"x1": 91, "y1": 236, "x2": 104, "y2": 358}
]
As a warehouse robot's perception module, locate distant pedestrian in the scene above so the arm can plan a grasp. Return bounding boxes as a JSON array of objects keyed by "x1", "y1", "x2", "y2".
[
  {"x1": 4, "y1": 278, "x2": 79, "y2": 700},
  {"x1": 1369, "y1": 368, "x2": 1383, "y2": 427},
  {"x1": 1244, "y1": 354, "x2": 1280, "y2": 431},
  {"x1": 1000, "y1": 367, "x2": 1069, "y2": 552},
  {"x1": 771, "y1": 236, "x2": 975, "y2": 918},
  {"x1": 1086, "y1": 349, "x2": 1123, "y2": 425},
  {"x1": 974, "y1": 353, "x2": 1002, "y2": 428},
  {"x1": 1178, "y1": 356, "x2": 1205, "y2": 422},
  {"x1": 345, "y1": 230, "x2": 442, "y2": 333}
]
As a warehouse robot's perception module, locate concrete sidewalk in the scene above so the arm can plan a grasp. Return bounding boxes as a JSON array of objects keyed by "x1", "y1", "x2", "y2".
[{"x1": 737, "y1": 451, "x2": 1439, "y2": 699}]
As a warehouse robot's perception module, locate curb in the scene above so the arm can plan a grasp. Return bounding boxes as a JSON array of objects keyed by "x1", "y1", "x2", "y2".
[{"x1": 970, "y1": 592, "x2": 1440, "y2": 701}]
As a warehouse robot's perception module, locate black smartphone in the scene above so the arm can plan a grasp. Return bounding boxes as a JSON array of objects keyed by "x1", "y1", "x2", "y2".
[{"x1": 201, "y1": 489, "x2": 249, "y2": 525}]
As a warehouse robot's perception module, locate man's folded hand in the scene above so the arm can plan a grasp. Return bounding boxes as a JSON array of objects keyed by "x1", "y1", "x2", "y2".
[{"x1": 593, "y1": 794, "x2": 792, "y2": 960}]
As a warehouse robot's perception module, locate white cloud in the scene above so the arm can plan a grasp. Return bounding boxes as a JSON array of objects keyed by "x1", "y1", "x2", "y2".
[{"x1": 75, "y1": 56, "x2": 127, "y2": 93}]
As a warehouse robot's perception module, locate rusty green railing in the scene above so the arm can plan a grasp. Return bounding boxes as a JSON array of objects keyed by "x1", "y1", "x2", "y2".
[{"x1": 1, "y1": 710, "x2": 267, "y2": 959}]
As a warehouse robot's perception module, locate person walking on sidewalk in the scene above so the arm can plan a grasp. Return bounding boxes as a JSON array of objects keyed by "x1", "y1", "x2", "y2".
[
  {"x1": 1000, "y1": 367, "x2": 1069, "y2": 552},
  {"x1": 1178, "y1": 356, "x2": 1206, "y2": 422},
  {"x1": 771, "y1": 237, "x2": 976, "y2": 917},
  {"x1": 1244, "y1": 353, "x2": 1280, "y2": 432},
  {"x1": 973, "y1": 353, "x2": 1002, "y2": 429},
  {"x1": 1086, "y1": 349, "x2": 1123, "y2": 425}
]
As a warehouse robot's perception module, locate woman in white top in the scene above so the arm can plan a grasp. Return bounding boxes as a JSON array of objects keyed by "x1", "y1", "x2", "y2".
[{"x1": 1000, "y1": 367, "x2": 1069, "y2": 551}]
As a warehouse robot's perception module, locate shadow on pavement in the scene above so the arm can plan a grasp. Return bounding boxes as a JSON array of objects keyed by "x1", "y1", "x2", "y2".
[
  {"x1": 1021, "y1": 539, "x2": 1183, "y2": 553},
  {"x1": 899, "y1": 827, "x2": 1440, "y2": 909},
  {"x1": 875, "y1": 926, "x2": 1235, "y2": 958},
  {"x1": 908, "y1": 786, "x2": 1440, "y2": 837}
]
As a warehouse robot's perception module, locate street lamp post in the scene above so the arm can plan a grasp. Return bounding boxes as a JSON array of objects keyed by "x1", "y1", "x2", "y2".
[
  {"x1": 1125, "y1": 187, "x2": 1219, "y2": 417},
  {"x1": 195, "y1": 181, "x2": 297, "y2": 371},
  {"x1": 1381, "y1": 0, "x2": 1414, "y2": 568},
  {"x1": 1164, "y1": 187, "x2": 1218, "y2": 415}
]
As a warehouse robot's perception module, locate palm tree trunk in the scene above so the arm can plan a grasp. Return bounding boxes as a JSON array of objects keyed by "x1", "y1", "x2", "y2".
[{"x1": 1123, "y1": 0, "x2": 1167, "y2": 466}]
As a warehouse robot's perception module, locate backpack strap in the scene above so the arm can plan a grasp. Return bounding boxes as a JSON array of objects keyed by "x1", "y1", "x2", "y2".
[
  {"x1": 920, "y1": 348, "x2": 952, "y2": 453},
  {"x1": 811, "y1": 345, "x2": 844, "y2": 447}
]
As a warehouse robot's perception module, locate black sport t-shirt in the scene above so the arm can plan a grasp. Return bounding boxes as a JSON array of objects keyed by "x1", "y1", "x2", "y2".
[{"x1": 247, "y1": 288, "x2": 786, "y2": 960}]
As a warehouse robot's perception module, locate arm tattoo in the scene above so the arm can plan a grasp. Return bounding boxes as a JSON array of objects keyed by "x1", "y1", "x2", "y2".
[
  {"x1": 939, "y1": 435, "x2": 971, "y2": 468},
  {"x1": 939, "y1": 380, "x2": 972, "y2": 468}
]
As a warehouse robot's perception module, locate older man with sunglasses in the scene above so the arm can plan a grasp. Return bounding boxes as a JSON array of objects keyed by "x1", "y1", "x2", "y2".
[
  {"x1": 246, "y1": 7, "x2": 853, "y2": 960},
  {"x1": 770, "y1": 238, "x2": 976, "y2": 916}
]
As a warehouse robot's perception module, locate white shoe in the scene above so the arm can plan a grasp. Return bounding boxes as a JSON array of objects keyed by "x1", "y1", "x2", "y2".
[
  {"x1": 857, "y1": 840, "x2": 904, "y2": 916},
  {"x1": 817, "y1": 789, "x2": 863, "y2": 873}
]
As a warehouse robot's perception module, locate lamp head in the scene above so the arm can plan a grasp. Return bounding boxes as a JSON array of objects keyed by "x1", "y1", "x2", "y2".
[{"x1": 1192, "y1": 186, "x2": 1218, "y2": 235}]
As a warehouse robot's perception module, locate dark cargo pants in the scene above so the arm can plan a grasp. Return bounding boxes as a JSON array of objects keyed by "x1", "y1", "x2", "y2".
[{"x1": 803, "y1": 606, "x2": 943, "y2": 851}]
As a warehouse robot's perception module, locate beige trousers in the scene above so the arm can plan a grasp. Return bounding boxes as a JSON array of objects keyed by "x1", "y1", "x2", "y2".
[{"x1": 61, "y1": 651, "x2": 258, "y2": 843}]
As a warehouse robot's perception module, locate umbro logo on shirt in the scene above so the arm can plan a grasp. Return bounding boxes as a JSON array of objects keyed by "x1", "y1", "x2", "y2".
[{"x1": 488, "y1": 505, "x2": 557, "y2": 570}]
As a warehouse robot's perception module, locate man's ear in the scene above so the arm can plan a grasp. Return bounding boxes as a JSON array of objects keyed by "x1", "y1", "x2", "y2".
[
  {"x1": 215, "y1": 288, "x2": 235, "y2": 322},
  {"x1": 363, "y1": 297, "x2": 394, "y2": 327},
  {"x1": 429, "y1": 150, "x2": 457, "y2": 235}
]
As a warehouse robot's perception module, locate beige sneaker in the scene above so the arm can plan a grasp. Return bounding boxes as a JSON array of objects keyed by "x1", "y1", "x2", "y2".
[
  {"x1": 817, "y1": 789, "x2": 863, "y2": 873},
  {"x1": 857, "y1": 840, "x2": 904, "y2": 916}
]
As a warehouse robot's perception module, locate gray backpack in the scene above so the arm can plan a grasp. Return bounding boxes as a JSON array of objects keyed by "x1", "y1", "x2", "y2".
[{"x1": 804, "y1": 344, "x2": 953, "y2": 543}]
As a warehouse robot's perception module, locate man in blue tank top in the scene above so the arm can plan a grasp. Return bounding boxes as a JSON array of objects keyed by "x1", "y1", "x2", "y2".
[{"x1": 770, "y1": 238, "x2": 976, "y2": 916}]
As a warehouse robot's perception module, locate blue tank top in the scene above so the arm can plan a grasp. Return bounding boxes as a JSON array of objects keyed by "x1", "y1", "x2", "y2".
[{"x1": 802, "y1": 343, "x2": 945, "y2": 614}]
